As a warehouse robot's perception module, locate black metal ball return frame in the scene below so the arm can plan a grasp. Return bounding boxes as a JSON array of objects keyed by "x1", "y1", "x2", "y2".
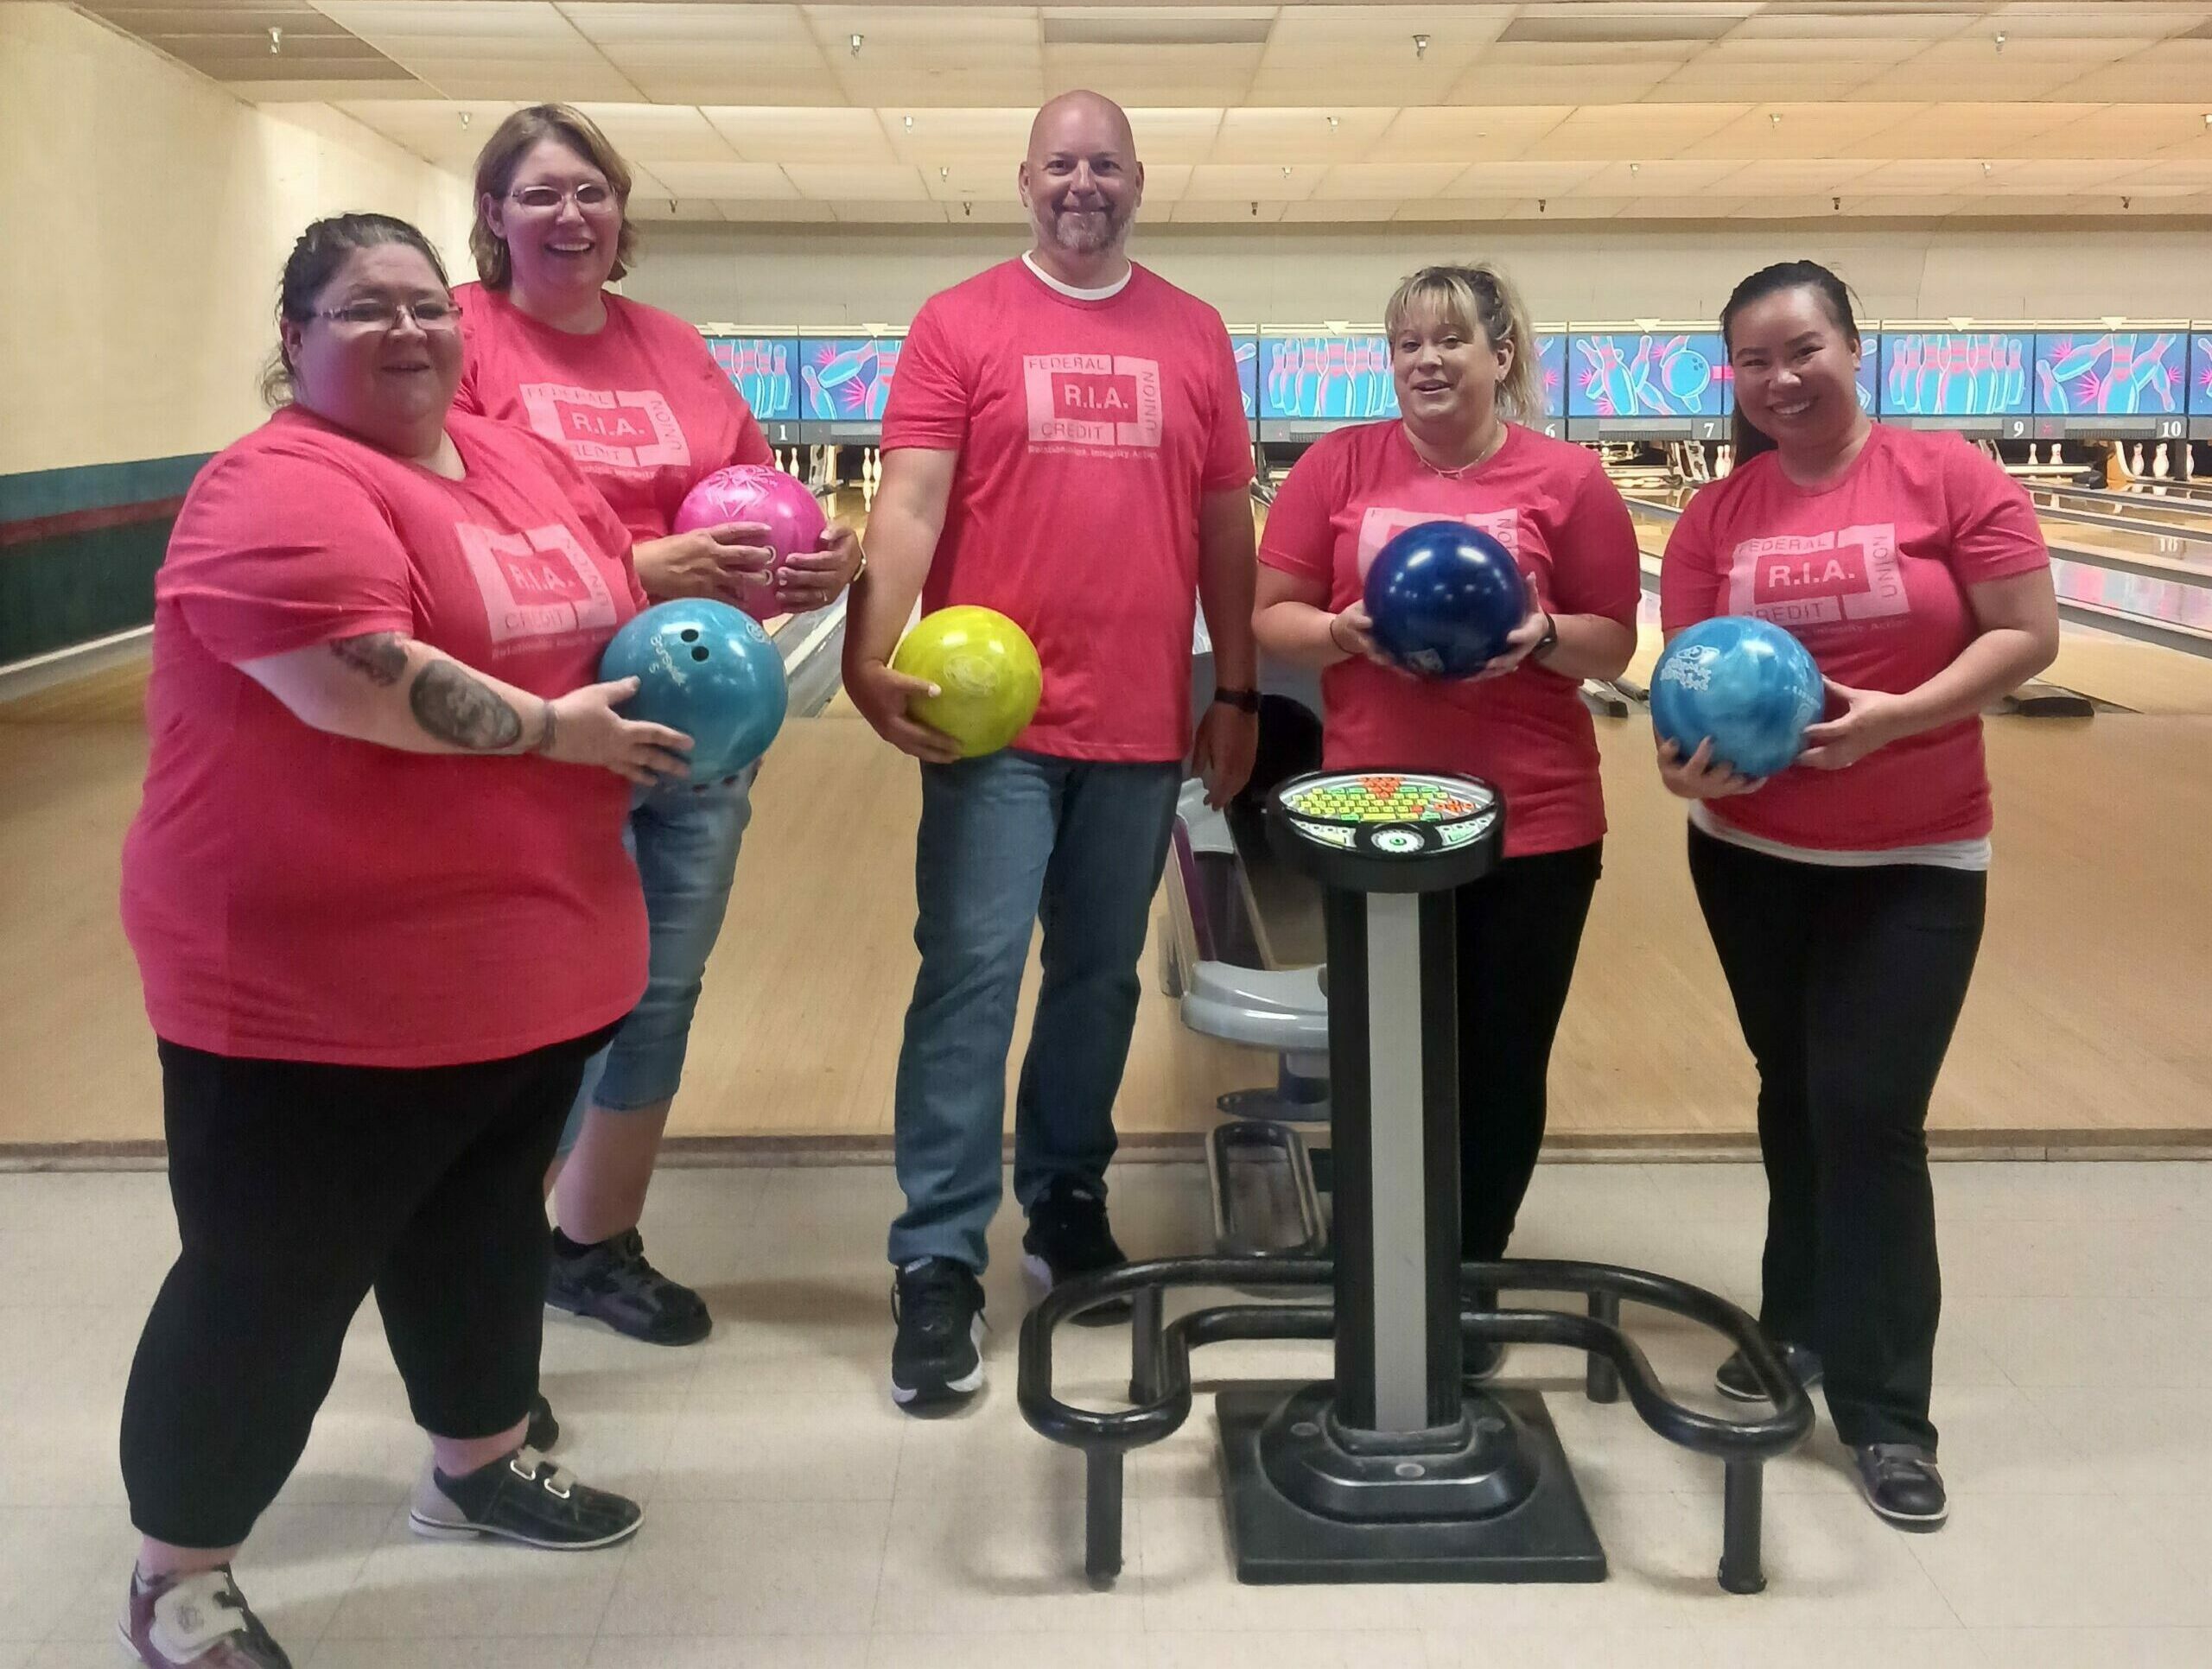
[{"x1": 1019, "y1": 770, "x2": 1813, "y2": 1595}]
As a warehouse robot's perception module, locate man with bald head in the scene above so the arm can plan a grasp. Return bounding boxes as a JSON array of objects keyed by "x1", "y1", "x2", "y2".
[{"x1": 845, "y1": 89, "x2": 1260, "y2": 1412}]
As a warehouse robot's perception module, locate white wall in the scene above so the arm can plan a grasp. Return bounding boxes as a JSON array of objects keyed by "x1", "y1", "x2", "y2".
[
  {"x1": 623, "y1": 219, "x2": 2212, "y2": 329},
  {"x1": 0, "y1": 3, "x2": 475, "y2": 475}
]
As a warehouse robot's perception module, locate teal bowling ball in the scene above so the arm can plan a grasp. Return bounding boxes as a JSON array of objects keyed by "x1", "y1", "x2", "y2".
[
  {"x1": 1650, "y1": 616, "x2": 1823, "y2": 779},
  {"x1": 599, "y1": 600, "x2": 787, "y2": 778}
]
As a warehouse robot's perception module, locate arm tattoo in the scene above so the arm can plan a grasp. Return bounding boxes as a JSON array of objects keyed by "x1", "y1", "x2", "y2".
[
  {"x1": 329, "y1": 631, "x2": 408, "y2": 687},
  {"x1": 408, "y1": 658, "x2": 524, "y2": 751}
]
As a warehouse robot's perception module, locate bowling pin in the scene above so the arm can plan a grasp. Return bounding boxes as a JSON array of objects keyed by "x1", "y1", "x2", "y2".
[
  {"x1": 2132, "y1": 443, "x2": 2146, "y2": 476},
  {"x1": 2152, "y1": 441, "x2": 2171, "y2": 479}
]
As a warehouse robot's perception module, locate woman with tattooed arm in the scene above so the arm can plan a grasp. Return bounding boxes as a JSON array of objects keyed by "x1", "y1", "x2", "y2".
[{"x1": 112, "y1": 214, "x2": 675, "y2": 1669}]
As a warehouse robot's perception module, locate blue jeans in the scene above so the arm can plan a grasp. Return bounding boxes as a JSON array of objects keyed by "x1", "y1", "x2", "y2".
[
  {"x1": 887, "y1": 751, "x2": 1183, "y2": 1272},
  {"x1": 556, "y1": 767, "x2": 757, "y2": 1157}
]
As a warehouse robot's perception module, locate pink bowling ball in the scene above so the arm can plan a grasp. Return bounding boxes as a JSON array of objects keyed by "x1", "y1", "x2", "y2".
[{"x1": 672, "y1": 465, "x2": 829, "y2": 617}]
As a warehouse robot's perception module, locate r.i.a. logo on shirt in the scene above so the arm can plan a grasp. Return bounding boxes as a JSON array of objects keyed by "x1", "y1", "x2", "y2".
[
  {"x1": 454, "y1": 523, "x2": 620, "y2": 649},
  {"x1": 519, "y1": 383, "x2": 690, "y2": 471},
  {"x1": 1354, "y1": 506, "x2": 1520, "y2": 577},
  {"x1": 1022, "y1": 353, "x2": 1164, "y2": 450},
  {"x1": 1726, "y1": 524, "x2": 1908, "y2": 628}
]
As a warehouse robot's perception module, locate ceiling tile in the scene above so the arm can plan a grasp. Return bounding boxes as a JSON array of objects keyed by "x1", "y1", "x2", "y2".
[
  {"x1": 1370, "y1": 105, "x2": 1573, "y2": 163},
  {"x1": 1182, "y1": 162, "x2": 1322, "y2": 200},
  {"x1": 1209, "y1": 108, "x2": 1397, "y2": 164},
  {"x1": 782, "y1": 162, "x2": 931, "y2": 200},
  {"x1": 700, "y1": 106, "x2": 896, "y2": 164}
]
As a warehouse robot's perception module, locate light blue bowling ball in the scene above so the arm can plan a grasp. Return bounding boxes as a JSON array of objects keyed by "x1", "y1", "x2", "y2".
[
  {"x1": 600, "y1": 600, "x2": 787, "y2": 779},
  {"x1": 1650, "y1": 616, "x2": 1823, "y2": 779}
]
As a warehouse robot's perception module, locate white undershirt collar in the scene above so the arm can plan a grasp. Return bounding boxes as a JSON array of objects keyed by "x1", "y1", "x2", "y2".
[{"x1": 1021, "y1": 250, "x2": 1133, "y2": 301}]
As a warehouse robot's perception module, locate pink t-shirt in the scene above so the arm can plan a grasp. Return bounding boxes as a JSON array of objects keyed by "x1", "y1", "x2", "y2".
[
  {"x1": 882, "y1": 259, "x2": 1255, "y2": 762},
  {"x1": 1259, "y1": 422, "x2": 1642, "y2": 859},
  {"x1": 1660, "y1": 422, "x2": 2050, "y2": 849},
  {"x1": 120, "y1": 406, "x2": 652, "y2": 1069},
  {"x1": 454, "y1": 283, "x2": 772, "y2": 543}
]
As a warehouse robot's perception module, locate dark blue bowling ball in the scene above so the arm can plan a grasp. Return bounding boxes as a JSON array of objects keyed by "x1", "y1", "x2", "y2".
[
  {"x1": 1649, "y1": 615, "x2": 1824, "y2": 779},
  {"x1": 599, "y1": 600, "x2": 787, "y2": 778},
  {"x1": 1362, "y1": 521, "x2": 1529, "y2": 679}
]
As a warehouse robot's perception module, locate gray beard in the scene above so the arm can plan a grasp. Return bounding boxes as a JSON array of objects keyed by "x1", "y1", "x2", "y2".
[{"x1": 1041, "y1": 209, "x2": 1127, "y2": 256}]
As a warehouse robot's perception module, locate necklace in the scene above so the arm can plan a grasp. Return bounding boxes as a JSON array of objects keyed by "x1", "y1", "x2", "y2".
[{"x1": 1406, "y1": 417, "x2": 1507, "y2": 479}]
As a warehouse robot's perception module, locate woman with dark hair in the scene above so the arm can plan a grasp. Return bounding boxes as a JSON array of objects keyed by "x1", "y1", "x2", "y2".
[
  {"x1": 1658, "y1": 259, "x2": 2057, "y2": 1530},
  {"x1": 455, "y1": 104, "x2": 865, "y2": 1345},
  {"x1": 115, "y1": 213, "x2": 678, "y2": 1669},
  {"x1": 1253, "y1": 263, "x2": 1642, "y2": 1377}
]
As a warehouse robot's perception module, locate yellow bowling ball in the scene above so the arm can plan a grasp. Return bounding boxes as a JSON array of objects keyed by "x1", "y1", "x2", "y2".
[{"x1": 891, "y1": 606, "x2": 1044, "y2": 758}]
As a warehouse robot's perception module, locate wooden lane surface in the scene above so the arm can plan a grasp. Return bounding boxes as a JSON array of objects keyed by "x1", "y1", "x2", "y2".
[
  {"x1": 4, "y1": 643, "x2": 2209, "y2": 1153},
  {"x1": 1623, "y1": 513, "x2": 2212, "y2": 715}
]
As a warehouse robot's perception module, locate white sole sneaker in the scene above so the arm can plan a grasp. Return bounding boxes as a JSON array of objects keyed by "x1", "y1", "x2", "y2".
[{"x1": 889, "y1": 1314, "x2": 986, "y2": 1406}]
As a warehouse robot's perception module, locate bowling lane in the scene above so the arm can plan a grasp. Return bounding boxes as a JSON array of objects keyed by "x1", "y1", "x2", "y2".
[
  {"x1": 2033, "y1": 486, "x2": 2212, "y2": 541},
  {"x1": 1621, "y1": 491, "x2": 2212, "y2": 713}
]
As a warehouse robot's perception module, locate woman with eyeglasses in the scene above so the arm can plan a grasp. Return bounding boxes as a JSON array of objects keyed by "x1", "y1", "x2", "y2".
[
  {"x1": 115, "y1": 213, "x2": 679, "y2": 1669},
  {"x1": 454, "y1": 105, "x2": 865, "y2": 1347}
]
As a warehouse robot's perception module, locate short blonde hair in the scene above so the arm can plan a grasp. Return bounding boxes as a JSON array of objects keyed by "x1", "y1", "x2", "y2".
[
  {"x1": 1384, "y1": 263, "x2": 1543, "y2": 422},
  {"x1": 470, "y1": 105, "x2": 638, "y2": 289}
]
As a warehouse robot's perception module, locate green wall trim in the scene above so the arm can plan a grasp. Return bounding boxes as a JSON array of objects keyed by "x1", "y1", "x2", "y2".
[{"x1": 0, "y1": 454, "x2": 211, "y2": 526}]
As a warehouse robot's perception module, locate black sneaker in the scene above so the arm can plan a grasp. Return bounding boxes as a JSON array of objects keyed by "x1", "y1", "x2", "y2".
[
  {"x1": 526, "y1": 1393, "x2": 558, "y2": 1453},
  {"x1": 1714, "y1": 1341, "x2": 1824, "y2": 1403},
  {"x1": 1021, "y1": 1177, "x2": 1130, "y2": 1326},
  {"x1": 1854, "y1": 1444, "x2": 1948, "y2": 1530},
  {"x1": 546, "y1": 1228, "x2": 711, "y2": 1346},
  {"x1": 890, "y1": 1257, "x2": 986, "y2": 1414},
  {"x1": 409, "y1": 1446, "x2": 644, "y2": 1549}
]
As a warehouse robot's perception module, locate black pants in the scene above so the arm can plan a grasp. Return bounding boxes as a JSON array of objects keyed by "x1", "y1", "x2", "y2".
[
  {"x1": 121, "y1": 1027, "x2": 613, "y2": 1548},
  {"x1": 1688, "y1": 826, "x2": 1986, "y2": 1450},
  {"x1": 1454, "y1": 842, "x2": 1604, "y2": 1261}
]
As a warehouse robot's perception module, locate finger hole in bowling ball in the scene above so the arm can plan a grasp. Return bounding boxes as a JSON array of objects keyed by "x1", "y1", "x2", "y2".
[
  {"x1": 680, "y1": 628, "x2": 701, "y2": 643},
  {"x1": 691, "y1": 646, "x2": 710, "y2": 662}
]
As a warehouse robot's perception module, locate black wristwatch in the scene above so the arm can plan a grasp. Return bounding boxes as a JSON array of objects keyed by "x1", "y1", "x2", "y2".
[
  {"x1": 1213, "y1": 685, "x2": 1261, "y2": 714},
  {"x1": 1532, "y1": 612, "x2": 1560, "y2": 663}
]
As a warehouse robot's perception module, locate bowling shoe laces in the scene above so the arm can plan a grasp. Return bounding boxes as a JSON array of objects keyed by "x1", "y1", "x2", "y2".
[
  {"x1": 546, "y1": 1228, "x2": 712, "y2": 1346},
  {"x1": 1021, "y1": 1177, "x2": 1132, "y2": 1326},
  {"x1": 120, "y1": 1565, "x2": 291, "y2": 1668},
  {"x1": 410, "y1": 1445, "x2": 645, "y2": 1550}
]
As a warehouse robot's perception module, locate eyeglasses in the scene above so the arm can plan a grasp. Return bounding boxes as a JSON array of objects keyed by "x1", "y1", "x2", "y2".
[
  {"x1": 509, "y1": 182, "x2": 617, "y2": 213},
  {"x1": 315, "y1": 298, "x2": 460, "y2": 331}
]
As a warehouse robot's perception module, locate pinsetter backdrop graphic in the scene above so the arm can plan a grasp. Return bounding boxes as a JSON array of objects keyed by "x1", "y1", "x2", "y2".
[
  {"x1": 798, "y1": 336, "x2": 902, "y2": 422},
  {"x1": 2033, "y1": 332, "x2": 2187, "y2": 417},
  {"x1": 1567, "y1": 333, "x2": 1733, "y2": 419},
  {"x1": 1231, "y1": 334, "x2": 1258, "y2": 420},
  {"x1": 707, "y1": 337, "x2": 798, "y2": 423},
  {"x1": 2194, "y1": 334, "x2": 2212, "y2": 416},
  {"x1": 1259, "y1": 333, "x2": 1567, "y2": 422},
  {"x1": 1877, "y1": 333, "x2": 2031, "y2": 417},
  {"x1": 1857, "y1": 334, "x2": 1879, "y2": 413}
]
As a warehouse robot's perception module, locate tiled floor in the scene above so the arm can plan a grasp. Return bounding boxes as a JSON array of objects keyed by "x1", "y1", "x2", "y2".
[{"x1": 3, "y1": 1158, "x2": 2209, "y2": 1667}]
